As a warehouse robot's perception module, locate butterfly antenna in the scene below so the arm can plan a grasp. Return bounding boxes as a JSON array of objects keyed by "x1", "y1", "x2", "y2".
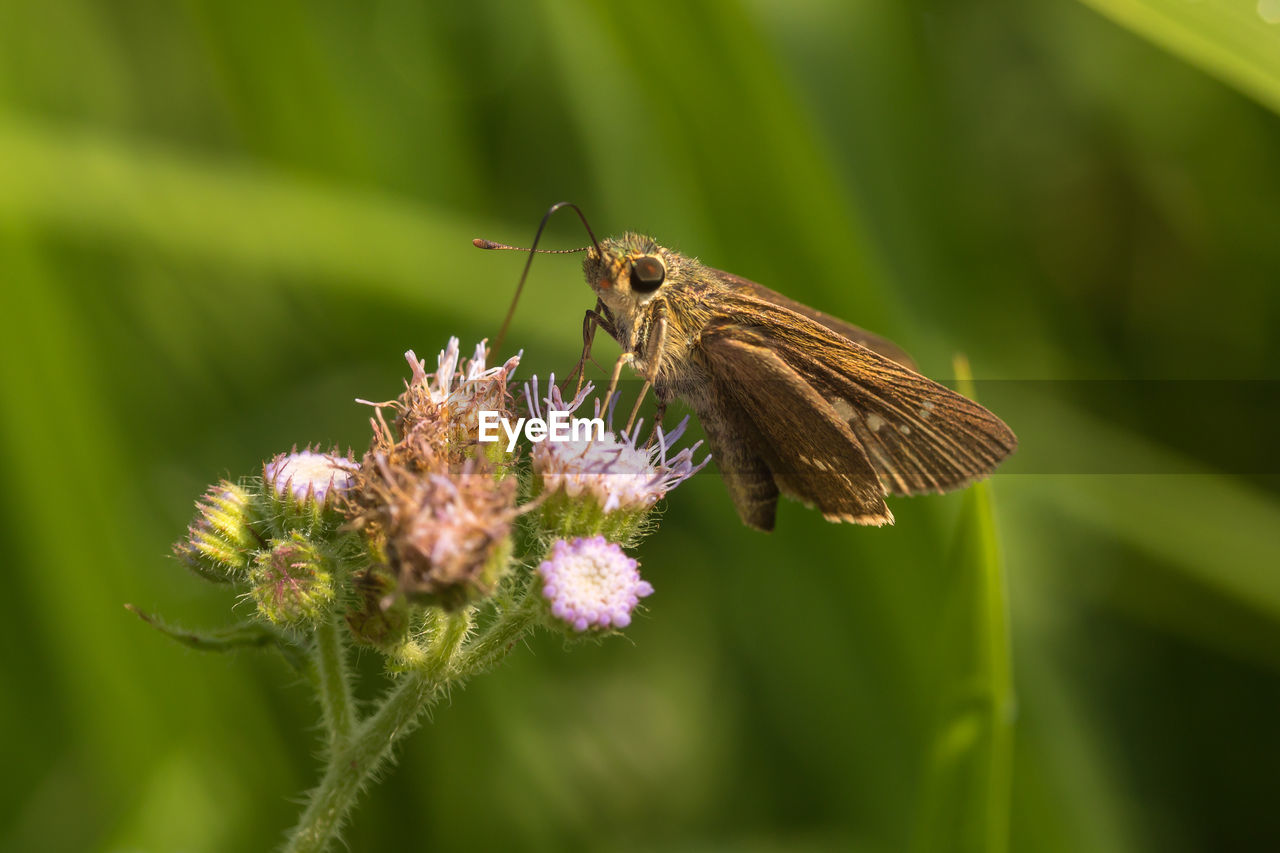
[{"x1": 477, "y1": 201, "x2": 603, "y2": 354}]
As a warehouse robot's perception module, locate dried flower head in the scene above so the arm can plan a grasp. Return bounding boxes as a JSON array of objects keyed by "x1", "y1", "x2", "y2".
[
  {"x1": 249, "y1": 532, "x2": 336, "y2": 627},
  {"x1": 538, "y1": 536, "x2": 653, "y2": 632},
  {"x1": 173, "y1": 480, "x2": 261, "y2": 583},
  {"x1": 417, "y1": 339, "x2": 521, "y2": 441},
  {"x1": 350, "y1": 340, "x2": 522, "y2": 609},
  {"x1": 526, "y1": 377, "x2": 708, "y2": 538},
  {"x1": 356, "y1": 454, "x2": 517, "y2": 611},
  {"x1": 367, "y1": 339, "x2": 521, "y2": 473}
]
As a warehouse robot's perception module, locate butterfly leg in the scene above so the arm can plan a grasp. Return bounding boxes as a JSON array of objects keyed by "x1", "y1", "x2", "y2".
[
  {"x1": 569, "y1": 299, "x2": 616, "y2": 394},
  {"x1": 603, "y1": 351, "x2": 635, "y2": 415},
  {"x1": 625, "y1": 379, "x2": 652, "y2": 434},
  {"x1": 625, "y1": 314, "x2": 667, "y2": 433}
]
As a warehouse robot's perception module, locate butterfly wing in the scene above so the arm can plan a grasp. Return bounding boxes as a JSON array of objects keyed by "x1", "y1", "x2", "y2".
[
  {"x1": 698, "y1": 297, "x2": 1016, "y2": 500},
  {"x1": 708, "y1": 267, "x2": 917, "y2": 369},
  {"x1": 699, "y1": 323, "x2": 893, "y2": 527}
]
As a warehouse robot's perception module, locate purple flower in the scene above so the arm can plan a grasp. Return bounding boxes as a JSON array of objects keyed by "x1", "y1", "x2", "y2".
[
  {"x1": 525, "y1": 376, "x2": 709, "y2": 514},
  {"x1": 538, "y1": 536, "x2": 653, "y2": 631}
]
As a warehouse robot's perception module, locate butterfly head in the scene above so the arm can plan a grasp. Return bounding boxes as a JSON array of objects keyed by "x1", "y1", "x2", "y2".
[{"x1": 584, "y1": 232, "x2": 675, "y2": 310}]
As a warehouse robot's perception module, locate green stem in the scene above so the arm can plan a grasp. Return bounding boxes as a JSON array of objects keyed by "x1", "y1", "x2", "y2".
[
  {"x1": 956, "y1": 356, "x2": 1017, "y2": 853},
  {"x1": 281, "y1": 599, "x2": 541, "y2": 853},
  {"x1": 281, "y1": 668, "x2": 442, "y2": 853},
  {"x1": 426, "y1": 609, "x2": 473, "y2": 674},
  {"x1": 312, "y1": 612, "x2": 356, "y2": 749},
  {"x1": 456, "y1": 592, "x2": 541, "y2": 676}
]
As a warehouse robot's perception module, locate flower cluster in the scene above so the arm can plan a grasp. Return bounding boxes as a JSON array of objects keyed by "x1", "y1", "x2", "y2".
[
  {"x1": 154, "y1": 331, "x2": 713, "y2": 852},
  {"x1": 348, "y1": 341, "x2": 520, "y2": 615},
  {"x1": 167, "y1": 336, "x2": 708, "y2": 649},
  {"x1": 173, "y1": 450, "x2": 352, "y2": 571}
]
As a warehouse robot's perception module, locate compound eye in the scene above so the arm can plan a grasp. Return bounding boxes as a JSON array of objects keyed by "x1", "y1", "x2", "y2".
[{"x1": 629, "y1": 256, "x2": 666, "y2": 293}]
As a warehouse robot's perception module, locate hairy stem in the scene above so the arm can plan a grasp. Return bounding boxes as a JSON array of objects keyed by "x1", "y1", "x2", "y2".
[
  {"x1": 281, "y1": 667, "x2": 442, "y2": 853},
  {"x1": 312, "y1": 611, "x2": 356, "y2": 749},
  {"x1": 281, "y1": 600, "x2": 540, "y2": 853},
  {"x1": 457, "y1": 593, "x2": 540, "y2": 676}
]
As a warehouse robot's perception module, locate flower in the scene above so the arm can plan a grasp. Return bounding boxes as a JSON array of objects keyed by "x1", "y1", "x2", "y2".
[
  {"x1": 526, "y1": 376, "x2": 709, "y2": 517},
  {"x1": 350, "y1": 339, "x2": 522, "y2": 609},
  {"x1": 357, "y1": 339, "x2": 521, "y2": 481},
  {"x1": 388, "y1": 339, "x2": 522, "y2": 466},
  {"x1": 538, "y1": 536, "x2": 653, "y2": 632},
  {"x1": 412, "y1": 338, "x2": 521, "y2": 428},
  {"x1": 264, "y1": 448, "x2": 357, "y2": 508},
  {"x1": 369, "y1": 458, "x2": 517, "y2": 610}
]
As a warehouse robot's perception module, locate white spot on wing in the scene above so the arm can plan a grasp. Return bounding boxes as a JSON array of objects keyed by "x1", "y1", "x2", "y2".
[
  {"x1": 899, "y1": 425, "x2": 911, "y2": 436},
  {"x1": 799, "y1": 454, "x2": 832, "y2": 472},
  {"x1": 833, "y1": 398, "x2": 856, "y2": 420},
  {"x1": 866, "y1": 413, "x2": 885, "y2": 432}
]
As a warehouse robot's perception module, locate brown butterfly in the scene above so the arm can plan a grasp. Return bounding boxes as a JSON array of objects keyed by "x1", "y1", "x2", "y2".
[{"x1": 478, "y1": 206, "x2": 1017, "y2": 531}]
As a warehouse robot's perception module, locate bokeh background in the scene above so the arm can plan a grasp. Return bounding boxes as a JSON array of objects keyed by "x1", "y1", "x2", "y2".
[{"x1": 3, "y1": 1, "x2": 1279, "y2": 851}]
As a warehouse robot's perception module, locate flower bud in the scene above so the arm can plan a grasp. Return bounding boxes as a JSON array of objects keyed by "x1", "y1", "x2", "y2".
[
  {"x1": 249, "y1": 532, "x2": 336, "y2": 627},
  {"x1": 538, "y1": 536, "x2": 653, "y2": 633},
  {"x1": 172, "y1": 481, "x2": 260, "y2": 583},
  {"x1": 344, "y1": 568, "x2": 410, "y2": 649},
  {"x1": 263, "y1": 448, "x2": 357, "y2": 532}
]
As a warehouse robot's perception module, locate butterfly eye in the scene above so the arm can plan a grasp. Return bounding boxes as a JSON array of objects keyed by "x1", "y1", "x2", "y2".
[{"x1": 629, "y1": 256, "x2": 666, "y2": 293}]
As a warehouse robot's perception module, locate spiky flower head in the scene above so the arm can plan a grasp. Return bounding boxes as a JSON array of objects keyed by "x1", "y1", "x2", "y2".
[
  {"x1": 248, "y1": 531, "x2": 336, "y2": 627},
  {"x1": 526, "y1": 376, "x2": 709, "y2": 540},
  {"x1": 418, "y1": 339, "x2": 521, "y2": 441},
  {"x1": 369, "y1": 340, "x2": 521, "y2": 472},
  {"x1": 538, "y1": 536, "x2": 653, "y2": 632},
  {"x1": 349, "y1": 340, "x2": 522, "y2": 610},
  {"x1": 353, "y1": 450, "x2": 517, "y2": 610},
  {"x1": 263, "y1": 447, "x2": 357, "y2": 530},
  {"x1": 173, "y1": 480, "x2": 261, "y2": 583}
]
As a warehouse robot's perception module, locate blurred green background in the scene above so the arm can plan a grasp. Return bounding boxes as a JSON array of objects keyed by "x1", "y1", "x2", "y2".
[{"x1": 3, "y1": 1, "x2": 1279, "y2": 851}]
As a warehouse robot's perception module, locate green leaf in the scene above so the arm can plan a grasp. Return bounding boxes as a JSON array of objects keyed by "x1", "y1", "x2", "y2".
[
  {"x1": 125, "y1": 605, "x2": 307, "y2": 673},
  {"x1": 1078, "y1": 0, "x2": 1280, "y2": 115}
]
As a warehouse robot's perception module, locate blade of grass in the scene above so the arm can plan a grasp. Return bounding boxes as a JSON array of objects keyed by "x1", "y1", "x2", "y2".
[
  {"x1": 912, "y1": 356, "x2": 1015, "y2": 853},
  {"x1": 1077, "y1": 0, "x2": 1280, "y2": 116}
]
